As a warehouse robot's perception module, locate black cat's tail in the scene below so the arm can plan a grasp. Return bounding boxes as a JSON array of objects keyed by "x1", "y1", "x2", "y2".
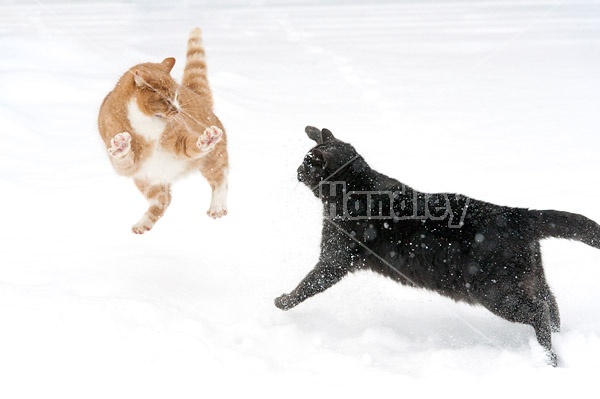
[{"x1": 530, "y1": 209, "x2": 600, "y2": 249}]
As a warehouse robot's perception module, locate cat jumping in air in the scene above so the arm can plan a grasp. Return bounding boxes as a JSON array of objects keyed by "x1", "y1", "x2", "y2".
[
  {"x1": 275, "y1": 126, "x2": 600, "y2": 366},
  {"x1": 98, "y1": 28, "x2": 228, "y2": 234}
]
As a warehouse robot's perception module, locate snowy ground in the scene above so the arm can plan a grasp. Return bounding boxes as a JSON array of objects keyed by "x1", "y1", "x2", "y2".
[{"x1": 1, "y1": 0, "x2": 600, "y2": 397}]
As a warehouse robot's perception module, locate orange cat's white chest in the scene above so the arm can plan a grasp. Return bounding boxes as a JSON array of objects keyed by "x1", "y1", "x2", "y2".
[
  {"x1": 127, "y1": 98, "x2": 189, "y2": 183},
  {"x1": 127, "y1": 98, "x2": 166, "y2": 141}
]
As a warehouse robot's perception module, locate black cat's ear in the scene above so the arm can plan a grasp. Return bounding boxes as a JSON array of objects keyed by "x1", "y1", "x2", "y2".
[
  {"x1": 305, "y1": 126, "x2": 322, "y2": 143},
  {"x1": 321, "y1": 128, "x2": 335, "y2": 143},
  {"x1": 305, "y1": 126, "x2": 336, "y2": 144}
]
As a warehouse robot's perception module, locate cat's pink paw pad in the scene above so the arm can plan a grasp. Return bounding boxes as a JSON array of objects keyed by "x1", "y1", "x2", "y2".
[
  {"x1": 109, "y1": 132, "x2": 131, "y2": 158},
  {"x1": 132, "y1": 215, "x2": 154, "y2": 234},
  {"x1": 207, "y1": 208, "x2": 228, "y2": 219},
  {"x1": 197, "y1": 126, "x2": 223, "y2": 152}
]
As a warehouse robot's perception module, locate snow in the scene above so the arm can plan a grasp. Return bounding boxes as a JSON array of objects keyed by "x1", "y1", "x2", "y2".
[{"x1": 1, "y1": 0, "x2": 600, "y2": 397}]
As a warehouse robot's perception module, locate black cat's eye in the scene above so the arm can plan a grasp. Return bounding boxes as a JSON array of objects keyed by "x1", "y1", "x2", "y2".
[
  {"x1": 307, "y1": 153, "x2": 322, "y2": 166},
  {"x1": 308, "y1": 149, "x2": 327, "y2": 167}
]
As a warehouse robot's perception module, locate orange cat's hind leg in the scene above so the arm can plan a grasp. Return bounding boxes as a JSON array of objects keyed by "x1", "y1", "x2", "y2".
[
  {"x1": 132, "y1": 180, "x2": 172, "y2": 234},
  {"x1": 201, "y1": 166, "x2": 228, "y2": 219},
  {"x1": 208, "y1": 171, "x2": 228, "y2": 219},
  {"x1": 199, "y1": 126, "x2": 228, "y2": 219}
]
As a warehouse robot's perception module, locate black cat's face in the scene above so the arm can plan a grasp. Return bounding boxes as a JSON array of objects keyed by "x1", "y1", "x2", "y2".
[{"x1": 298, "y1": 126, "x2": 363, "y2": 195}]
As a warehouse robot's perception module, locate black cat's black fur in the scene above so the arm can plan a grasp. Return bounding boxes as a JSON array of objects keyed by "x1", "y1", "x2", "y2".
[{"x1": 275, "y1": 126, "x2": 600, "y2": 366}]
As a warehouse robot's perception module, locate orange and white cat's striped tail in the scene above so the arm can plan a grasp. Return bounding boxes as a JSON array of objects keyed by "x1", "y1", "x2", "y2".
[{"x1": 182, "y1": 27, "x2": 213, "y2": 106}]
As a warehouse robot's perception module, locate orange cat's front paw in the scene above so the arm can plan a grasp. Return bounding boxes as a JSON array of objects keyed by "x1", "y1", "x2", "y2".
[
  {"x1": 197, "y1": 126, "x2": 223, "y2": 154},
  {"x1": 108, "y1": 132, "x2": 131, "y2": 158}
]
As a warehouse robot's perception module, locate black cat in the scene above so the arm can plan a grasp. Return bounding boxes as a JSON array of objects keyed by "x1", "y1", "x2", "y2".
[{"x1": 275, "y1": 126, "x2": 600, "y2": 366}]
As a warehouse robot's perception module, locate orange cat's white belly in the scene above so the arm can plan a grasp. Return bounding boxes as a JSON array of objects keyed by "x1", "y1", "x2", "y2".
[
  {"x1": 134, "y1": 147, "x2": 191, "y2": 183},
  {"x1": 127, "y1": 97, "x2": 190, "y2": 183}
]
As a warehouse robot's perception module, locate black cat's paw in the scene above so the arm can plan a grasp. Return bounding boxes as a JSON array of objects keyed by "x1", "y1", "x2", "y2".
[{"x1": 275, "y1": 294, "x2": 296, "y2": 311}]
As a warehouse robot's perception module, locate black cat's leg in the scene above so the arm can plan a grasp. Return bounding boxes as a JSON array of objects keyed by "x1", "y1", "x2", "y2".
[
  {"x1": 541, "y1": 286, "x2": 561, "y2": 333},
  {"x1": 531, "y1": 243, "x2": 561, "y2": 332},
  {"x1": 530, "y1": 301, "x2": 558, "y2": 366},
  {"x1": 478, "y1": 291, "x2": 558, "y2": 366},
  {"x1": 275, "y1": 263, "x2": 349, "y2": 311}
]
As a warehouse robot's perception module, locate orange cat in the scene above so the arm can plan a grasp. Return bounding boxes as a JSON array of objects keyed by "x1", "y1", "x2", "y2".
[{"x1": 98, "y1": 28, "x2": 228, "y2": 234}]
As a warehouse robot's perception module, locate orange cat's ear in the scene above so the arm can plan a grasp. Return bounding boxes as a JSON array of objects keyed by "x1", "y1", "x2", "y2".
[
  {"x1": 133, "y1": 70, "x2": 147, "y2": 87},
  {"x1": 161, "y1": 57, "x2": 176, "y2": 72}
]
